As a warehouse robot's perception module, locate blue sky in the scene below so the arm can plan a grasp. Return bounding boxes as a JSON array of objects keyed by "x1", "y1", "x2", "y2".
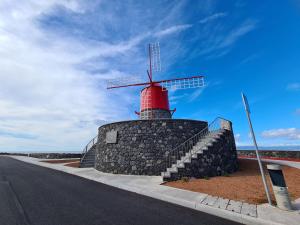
[{"x1": 0, "y1": 0, "x2": 299, "y2": 152}]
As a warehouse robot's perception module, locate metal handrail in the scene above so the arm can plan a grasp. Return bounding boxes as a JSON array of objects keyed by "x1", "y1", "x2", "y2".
[
  {"x1": 164, "y1": 117, "x2": 231, "y2": 170},
  {"x1": 80, "y1": 135, "x2": 98, "y2": 163}
]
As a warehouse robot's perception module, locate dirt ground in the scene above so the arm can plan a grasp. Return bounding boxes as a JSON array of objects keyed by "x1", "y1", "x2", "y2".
[
  {"x1": 64, "y1": 161, "x2": 80, "y2": 168},
  {"x1": 41, "y1": 159, "x2": 80, "y2": 164},
  {"x1": 164, "y1": 159, "x2": 300, "y2": 204}
]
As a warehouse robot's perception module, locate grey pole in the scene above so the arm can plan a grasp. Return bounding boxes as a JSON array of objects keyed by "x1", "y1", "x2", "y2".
[{"x1": 241, "y1": 93, "x2": 272, "y2": 205}]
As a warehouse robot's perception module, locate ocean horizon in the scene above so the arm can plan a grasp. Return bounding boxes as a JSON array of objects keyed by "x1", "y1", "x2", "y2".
[{"x1": 1, "y1": 145, "x2": 299, "y2": 154}]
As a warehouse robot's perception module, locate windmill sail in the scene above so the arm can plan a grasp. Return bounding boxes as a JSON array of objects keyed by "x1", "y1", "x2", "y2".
[
  {"x1": 106, "y1": 76, "x2": 147, "y2": 89},
  {"x1": 149, "y1": 42, "x2": 161, "y2": 73},
  {"x1": 158, "y1": 76, "x2": 204, "y2": 90}
]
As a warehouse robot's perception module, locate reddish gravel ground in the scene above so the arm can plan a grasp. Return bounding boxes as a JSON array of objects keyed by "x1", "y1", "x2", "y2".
[
  {"x1": 41, "y1": 159, "x2": 80, "y2": 164},
  {"x1": 164, "y1": 159, "x2": 300, "y2": 204},
  {"x1": 64, "y1": 161, "x2": 80, "y2": 168}
]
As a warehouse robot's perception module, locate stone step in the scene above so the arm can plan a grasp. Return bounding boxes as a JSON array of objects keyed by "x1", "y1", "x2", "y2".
[
  {"x1": 84, "y1": 153, "x2": 95, "y2": 156},
  {"x1": 82, "y1": 159, "x2": 95, "y2": 163},
  {"x1": 167, "y1": 167, "x2": 177, "y2": 173},
  {"x1": 161, "y1": 171, "x2": 170, "y2": 178},
  {"x1": 196, "y1": 141, "x2": 213, "y2": 147},
  {"x1": 191, "y1": 149, "x2": 203, "y2": 155},
  {"x1": 83, "y1": 155, "x2": 95, "y2": 158},
  {"x1": 183, "y1": 157, "x2": 191, "y2": 163},
  {"x1": 80, "y1": 161, "x2": 95, "y2": 165},
  {"x1": 83, "y1": 156, "x2": 95, "y2": 159},
  {"x1": 191, "y1": 153, "x2": 198, "y2": 159},
  {"x1": 80, "y1": 165, "x2": 94, "y2": 168},
  {"x1": 81, "y1": 159, "x2": 95, "y2": 163},
  {"x1": 176, "y1": 162, "x2": 185, "y2": 168},
  {"x1": 80, "y1": 146, "x2": 96, "y2": 168},
  {"x1": 161, "y1": 129, "x2": 227, "y2": 181},
  {"x1": 81, "y1": 163, "x2": 94, "y2": 166}
]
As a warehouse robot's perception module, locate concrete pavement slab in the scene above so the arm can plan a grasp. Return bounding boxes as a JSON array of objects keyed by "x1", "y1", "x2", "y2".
[
  {"x1": 226, "y1": 200, "x2": 242, "y2": 213},
  {"x1": 258, "y1": 204, "x2": 300, "y2": 225},
  {"x1": 201, "y1": 195, "x2": 219, "y2": 206},
  {"x1": 241, "y1": 203, "x2": 257, "y2": 217},
  {"x1": 292, "y1": 198, "x2": 300, "y2": 210},
  {"x1": 213, "y1": 197, "x2": 230, "y2": 210}
]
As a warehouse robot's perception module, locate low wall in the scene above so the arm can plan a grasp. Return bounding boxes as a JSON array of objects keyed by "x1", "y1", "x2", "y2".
[
  {"x1": 29, "y1": 153, "x2": 82, "y2": 159},
  {"x1": 95, "y1": 119, "x2": 208, "y2": 175},
  {"x1": 237, "y1": 150, "x2": 300, "y2": 159}
]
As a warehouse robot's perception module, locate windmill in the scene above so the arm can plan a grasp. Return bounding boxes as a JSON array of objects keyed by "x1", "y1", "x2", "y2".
[{"x1": 107, "y1": 43, "x2": 205, "y2": 119}]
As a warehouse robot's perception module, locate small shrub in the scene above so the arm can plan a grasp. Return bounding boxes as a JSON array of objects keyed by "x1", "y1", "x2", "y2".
[
  {"x1": 223, "y1": 172, "x2": 230, "y2": 177},
  {"x1": 181, "y1": 177, "x2": 189, "y2": 182},
  {"x1": 204, "y1": 176, "x2": 210, "y2": 180}
]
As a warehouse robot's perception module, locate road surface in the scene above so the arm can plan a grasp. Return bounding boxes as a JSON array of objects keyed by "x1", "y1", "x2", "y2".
[{"x1": 0, "y1": 156, "x2": 240, "y2": 225}]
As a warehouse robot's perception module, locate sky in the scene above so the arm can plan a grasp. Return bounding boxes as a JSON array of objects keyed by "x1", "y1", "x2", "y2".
[{"x1": 0, "y1": 0, "x2": 299, "y2": 152}]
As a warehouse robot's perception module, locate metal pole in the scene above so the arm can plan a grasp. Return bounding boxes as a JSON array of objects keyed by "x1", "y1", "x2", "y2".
[{"x1": 241, "y1": 93, "x2": 272, "y2": 205}]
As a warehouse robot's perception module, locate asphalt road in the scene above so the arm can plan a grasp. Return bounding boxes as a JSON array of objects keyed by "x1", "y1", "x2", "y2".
[{"x1": 0, "y1": 157, "x2": 241, "y2": 225}]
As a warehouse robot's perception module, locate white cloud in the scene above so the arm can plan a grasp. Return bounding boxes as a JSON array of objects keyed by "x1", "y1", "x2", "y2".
[
  {"x1": 238, "y1": 53, "x2": 260, "y2": 65},
  {"x1": 0, "y1": 1, "x2": 145, "y2": 152},
  {"x1": 188, "y1": 88, "x2": 205, "y2": 102},
  {"x1": 198, "y1": 12, "x2": 227, "y2": 24},
  {"x1": 187, "y1": 80, "x2": 221, "y2": 102},
  {"x1": 192, "y1": 19, "x2": 258, "y2": 59},
  {"x1": 0, "y1": 0, "x2": 204, "y2": 152},
  {"x1": 169, "y1": 93, "x2": 188, "y2": 105},
  {"x1": 287, "y1": 83, "x2": 300, "y2": 91},
  {"x1": 219, "y1": 19, "x2": 257, "y2": 48},
  {"x1": 154, "y1": 24, "x2": 192, "y2": 37},
  {"x1": 262, "y1": 128, "x2": 300, "y2": 140}
]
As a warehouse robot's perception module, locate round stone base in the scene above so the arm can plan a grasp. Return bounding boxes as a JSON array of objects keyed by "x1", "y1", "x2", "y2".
[{"x1": 95, "y1": 119, "x2": 208, "y2": 175}]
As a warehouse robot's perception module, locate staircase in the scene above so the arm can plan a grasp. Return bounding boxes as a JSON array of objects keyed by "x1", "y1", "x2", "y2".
[
  {"x1": 161, "y1": 117, "x2": 236, "y2": 181},
  {"x1": 80, "y1": 135, "x2": 98, "y2": 168}
]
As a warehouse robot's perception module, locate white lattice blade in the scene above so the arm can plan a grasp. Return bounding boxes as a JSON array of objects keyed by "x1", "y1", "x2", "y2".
[
  {"x1": 160, "y1": 76, "x2": 204, "y2": 90},
  {"x1": 150, "y1": 42, "x2": 161, "y2": 72},
  {"x1": 106, "y1": 76, "x2": 144, "y2": 89}
]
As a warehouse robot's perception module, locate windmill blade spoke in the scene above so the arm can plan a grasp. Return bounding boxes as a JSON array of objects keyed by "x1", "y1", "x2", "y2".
[{"x1": 158, "y1": 76, "x2": 204, "y2": 91}]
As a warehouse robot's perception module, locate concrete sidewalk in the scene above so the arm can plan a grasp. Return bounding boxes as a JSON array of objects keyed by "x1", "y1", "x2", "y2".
[{"x1": 9, "y1": 156, "x2": 300, "y2": 225}]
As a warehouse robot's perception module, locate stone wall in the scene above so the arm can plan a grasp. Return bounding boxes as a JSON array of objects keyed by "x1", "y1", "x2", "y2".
[{"x1": 95, "y1": 119, "x2": 208, "y2": 175}]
